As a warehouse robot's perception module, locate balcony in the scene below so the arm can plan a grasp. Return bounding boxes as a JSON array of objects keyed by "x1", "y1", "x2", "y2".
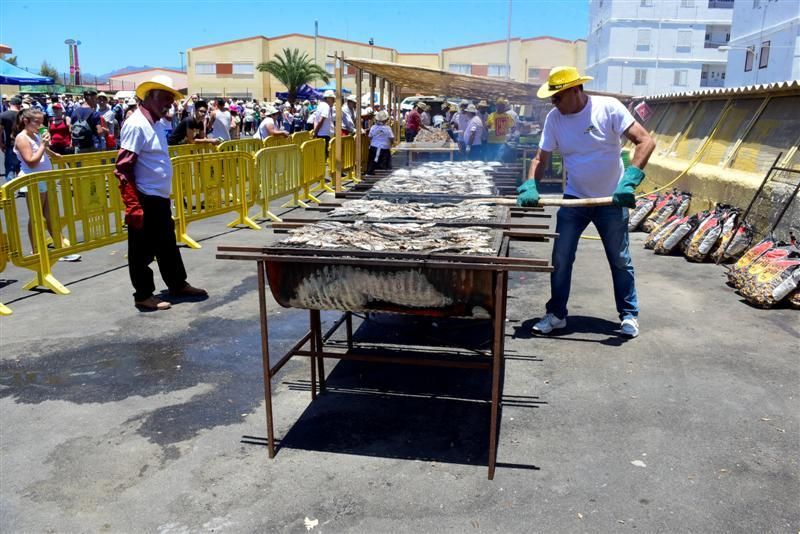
[
  {"x1": 704, "y1": 40, "x2": 728, "y2": 49},
  {"x1": 707, "y1": 0, "x2": 733, "y2": 8},
  {"x1": 700, "y1": 78, "x2": 725, "y2": 87}
]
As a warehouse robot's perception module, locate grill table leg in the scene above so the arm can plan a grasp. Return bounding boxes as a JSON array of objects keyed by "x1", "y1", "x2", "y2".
[
  {"x1": 309, "y1": 310, "x2": 318, "y2": 401},
  {"x1": 345, "y1": 312, "x2": 354, "y2": 350},
  {"x1": 488, "y1": 270, "x2": 508, "y2": 480},
  {"x1": 257, "y1": 260, "x2": 276, "y2": 458},
  {"x1": 312, "y1": 310, "x2": 326, "y2": 393}
]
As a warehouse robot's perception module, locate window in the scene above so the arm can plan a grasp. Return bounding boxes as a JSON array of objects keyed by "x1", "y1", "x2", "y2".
[
  {"x1": 744, "y1": 45, "x2": 755, "y2": 71},
  {"x1": 448, "y1": 63, "x2": 471, "y2": 74},
  {"x1": 674, "y1": 69, "x2": 688, "y2": 86},
  {"x1": 195, "y1": 62, "x2": 215, "y2": 75},
  {"x1": 677, "y1": 30, "x2": 693, "y2": 52},
  {"x1": 680, "y1": 0, "x2": 695, "y2": 6},
  {"x1": 637, "y1": 29, "x2": 651, "y2": 51},
  {"x1": 634, "y1": 69, "x2": 648, "y2": 85},
  {"x1": 488, "y1": 64, "x2": 508, "y2": 77},
  {"x1": 640, "y1": 0, "x2": 653, "y2": 5},
  {"x1": 527, "y1": 67, "x2": 545, "y2": 82},
  {"x1": 325, "y1": 62, "x2": 335, "y2": 74},
  {"x1": 753, "y1": 0, "x2": 760, "y2": 7},
  {"x1": 232, "y1": 63, "x2": 254, "y2": 76},
  {"x1": 759, "y1": 41, "x2": 770, "y2": 68}
]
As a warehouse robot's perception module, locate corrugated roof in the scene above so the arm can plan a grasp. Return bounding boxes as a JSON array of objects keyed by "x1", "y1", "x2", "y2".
[
  {"x1": 343, "y1": 57, "x2": 630, "y2": 103},
  {"x1": 643, "y1": 80, "x2": 800, "y2": 101}
]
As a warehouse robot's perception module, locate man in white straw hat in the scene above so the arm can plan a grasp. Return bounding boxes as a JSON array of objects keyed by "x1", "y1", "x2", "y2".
[
  {"x1": 519, "y1": 66, "x2": 655, "y2": 338},
  {"x1": 114, "y1": 75, "x2": 207, "y2": 311},
  {"x1": 313, "y1": 89, "x2": 336, "y2": 154}
]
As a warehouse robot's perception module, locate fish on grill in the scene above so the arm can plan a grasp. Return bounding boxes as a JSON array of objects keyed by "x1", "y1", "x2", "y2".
[
  {"x1": 280, "y1": 221, "x2": 497, "y2": 255},
  {"x1": 329, "y1": 199, "x2": 496, "y2": 221}
]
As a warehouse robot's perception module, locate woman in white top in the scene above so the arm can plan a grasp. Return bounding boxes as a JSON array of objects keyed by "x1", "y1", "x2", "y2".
[
  {"x1": 254, "y1": 105, "x2": 289, "y2": 140},
  {"x1": 13, "y1": 108, "x2": 65, "y2": 250},
  {"x1": 366, "y1": 110, "x2": 394, "y2": 175}
]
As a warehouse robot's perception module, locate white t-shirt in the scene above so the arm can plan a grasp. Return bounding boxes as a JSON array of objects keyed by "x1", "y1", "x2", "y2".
[
  {"x1": 466, "y1": 116, "x2": 485, "y2": 146},
  {"x1": 540, "y1": 95, "x2": 634, "y2": 199},
  {"x1": 209, "y1": 109, "x2": 232, "y2": 141},
  {"x1": 456, "y1": 112, "x2": 470, "y2": 142},
  {"x1": 119, "y1": 108, "x2": 172, "y2": 198},
  {"x1": 314, "y1": 101, "x2": 334, "y2": 136},
  {"x1": 368, "y1": 124, "x2": 394, "y2": 149},
  {"x1": 255, "y1": 117, "x2": 276, "y2": 140}
]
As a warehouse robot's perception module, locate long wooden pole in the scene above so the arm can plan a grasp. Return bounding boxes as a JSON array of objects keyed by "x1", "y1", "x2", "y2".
[
  {"x1": 369, "y1": 73, "x2": 376, "y2": 109},
  {"x1": 464, "y1": 196, "x2": 615, "y2": 207},
  {"x1": 335, "y1": 50, "x2": 344, "y2": 191},
  {"x1": 379, "y1": 78, "x2": 385, "y2": 112},
  {"x1": 355, "y1": 67, "x2": 363, "y2": 182}
]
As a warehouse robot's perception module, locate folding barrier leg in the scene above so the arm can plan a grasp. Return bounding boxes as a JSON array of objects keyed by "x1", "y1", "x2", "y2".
[
  {"x1": 23, "y1": 193, "x2": 70, "y2": 295},
  {"x1": 0, "y1": 302, "x2": 12, "y2": 316}
]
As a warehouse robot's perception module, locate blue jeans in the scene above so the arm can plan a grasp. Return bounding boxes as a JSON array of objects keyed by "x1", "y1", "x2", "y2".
[{"x1": 546, "y1": 199, "x2": 638, "y2": 321}]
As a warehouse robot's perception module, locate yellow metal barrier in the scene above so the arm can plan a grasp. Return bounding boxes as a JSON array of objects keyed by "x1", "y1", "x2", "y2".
[
  {"x1": 51, "y1": 149, "x2": 118, "y2": 170},
  {"x1": 291, "y1": 131, "x2": 311, "y2": 147},
  {"x1": 0, "y1": 164, "x2": 127, "y2": 295},
  {"x1": 263, "y1": 135, "x2": 291, "y2": 148},
  {"x1": 0, "y1": 199, "x2": 11, "y2": 315},
  {"x1": 168, "y1": 143, "x2": 216, "y2": 158},
  {"x1": 172, "y1": 151, "x2": 260, "y2": 249},
  {"x1": 217, "y1": 138, "x2": 264, "y2": 154},
  {"x1": 253, "y1": 145, "x2": 304, "y2": 222},
  {"x1": 328, "y1": 135, "x2": 358, "y2": 185},
  {"x1": 300, "y1": 138, "x2": 327, "y2": 203}
]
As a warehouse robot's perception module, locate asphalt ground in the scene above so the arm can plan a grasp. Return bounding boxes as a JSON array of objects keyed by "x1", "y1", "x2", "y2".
[{"x1": 0, "y1": 189, "x2": 798, "y2": 533}]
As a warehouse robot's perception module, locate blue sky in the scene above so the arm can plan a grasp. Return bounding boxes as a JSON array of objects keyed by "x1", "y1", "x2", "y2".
[{"x1": 0, "y1": 0, "x2": 589, "y2": 76}]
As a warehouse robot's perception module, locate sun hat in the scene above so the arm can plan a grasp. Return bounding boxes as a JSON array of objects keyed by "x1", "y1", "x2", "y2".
[
  {"x1": 459, "y1": 100, "x2": 470, "y2": 107},
  {"x1": 416, "y1": 101, "x2": 427, "y2": 110},
  {"x1": 346, "y1": 94, "x2": 358, "y2": 103},
  {"x1": 135, "y1": 74, "x2": 183, "y2": 101},
  {"x1": 262, "y1": 104, "x2": 279, "y2": 115},
  {"x1": 477, "y1": 100, "x2": 489, "y2": 108},
  {"x1": 495, "y1": 97, "x2": 509, "y2": 106},
  {"x1": 375, "y1": 110, "x2": 389, "y2": 122},
  {"x1": 322, "y1": 90, "x2": 336, "y2": 99},
  {"x1": 537, "y1": 66, "x2": 593, "y2": 99},
  {"x1": 465, "y1": 104, "x2": 478, "y2": 113},
  {"x1": 126, "y1": 98, "x2": 137, "y2": 106},
  {"x1": 97, "y1": 92, "x2": 109, "y2": 99}
]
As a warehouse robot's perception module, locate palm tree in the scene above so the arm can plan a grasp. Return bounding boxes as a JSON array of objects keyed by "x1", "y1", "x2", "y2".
[{"x1": 257, "y1": 48, "x2": 329, "y2": 104}]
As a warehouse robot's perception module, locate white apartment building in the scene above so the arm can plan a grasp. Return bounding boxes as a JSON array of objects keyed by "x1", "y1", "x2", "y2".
[
  {"x1": 586, "y1": 0, "x2": 734, "y2": 96},
  {"x1": 724, "y1": 0, "x2": 800, "y2": 87}
]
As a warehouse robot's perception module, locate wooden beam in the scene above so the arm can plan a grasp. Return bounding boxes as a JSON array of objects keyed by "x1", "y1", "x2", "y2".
[
  {"x1": 335, "y1": 50, "x2": 344, "y2": 191},
  {"x1": 355, "y1": 67, "x2": 363, "y2": 182}
]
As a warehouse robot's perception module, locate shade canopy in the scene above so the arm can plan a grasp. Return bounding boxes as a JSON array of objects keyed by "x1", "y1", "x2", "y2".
[
  {"x1": 275, "y1": 83, "x2": 321, "y2": 101},
  {"x1": 343, "y1": 57, "x2": 630, "y2": 104},
  {"x1": 315, "y1": 84, "x2": 352, "y2": 94},
  {"x1": 0, "y1": 60, "x2": 54, "y2": 85}
]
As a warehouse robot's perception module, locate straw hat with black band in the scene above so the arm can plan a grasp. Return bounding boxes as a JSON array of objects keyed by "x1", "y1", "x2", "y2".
[
  {"x1": 135, "y1": 75, "x2": 183, "y2": 101},
  {"x1": 536, "y1": 66, "x2": 593, "y2": 99}
]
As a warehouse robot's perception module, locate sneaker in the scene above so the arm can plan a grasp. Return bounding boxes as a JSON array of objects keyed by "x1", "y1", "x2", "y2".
[
  {"x1": 169, "y1": 284, "x2": 208, "y2": 298},
  {"x1": 532, "y1": 313, "x2": 567, "y2": 334},
  {"x1": 620, "y1": 317, "x2": 639, "y2": 338},
  {"x1": 135, "y1": 296, "x2": 171, "y2": 311}
]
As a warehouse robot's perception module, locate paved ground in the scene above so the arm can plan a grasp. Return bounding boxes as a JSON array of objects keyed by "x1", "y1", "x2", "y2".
[{"x1": 0, "y1": 192, "x2": 798, "y2": 533}]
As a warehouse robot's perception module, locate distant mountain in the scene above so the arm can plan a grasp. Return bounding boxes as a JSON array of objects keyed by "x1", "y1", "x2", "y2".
[{"x1": 95, "y1": 65, "x2": 184, "y2": 81}]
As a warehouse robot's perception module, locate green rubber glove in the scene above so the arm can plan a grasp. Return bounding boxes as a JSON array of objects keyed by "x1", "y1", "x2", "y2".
[
  {"x1": 516, "y1": 180, "x2": 535, "y2": 194},
  {"x1": 613, "y1": 166, "x2": 646, "y2": 208},
  {"x1": 516, "y1": 180, "x2": 540, "y2": 207}
]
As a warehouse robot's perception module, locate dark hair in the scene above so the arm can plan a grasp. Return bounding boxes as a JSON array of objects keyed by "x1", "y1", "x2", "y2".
[
  {"x1": 10, "y1": 96, "x2": 22, "y2": 106},
  {"x1": 216, "y1": 98, "x2": 225, "y2": 106},
  {"x1": 12, "y1": 108, "x2": 44, "y2": 138},
  {"x1": 83, "y1": 90, "x2": 97, "y2": 97},
  {"x1": 194, "y1": 99, "x2": 208, "y2": 111}
]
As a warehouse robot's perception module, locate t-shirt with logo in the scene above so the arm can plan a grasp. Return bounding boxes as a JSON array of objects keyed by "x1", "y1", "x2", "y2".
[
  {"x1": 486, "y1": 112, "x2": 515, "y2": 144},
  {"x1": 368, "y1": 124, "x2": 394, "y2": 149},
  {"x1": 119, "y1": 109, "x2": 172, "y2": 199},
  {"x1": 539, "y1": 95, "x2": 635, "y2": 199}
]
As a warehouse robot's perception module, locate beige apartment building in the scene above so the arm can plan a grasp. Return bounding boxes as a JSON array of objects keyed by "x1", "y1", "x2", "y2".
[{"x1": 186, "y1": 33, "x2": 586, "y2": 101}]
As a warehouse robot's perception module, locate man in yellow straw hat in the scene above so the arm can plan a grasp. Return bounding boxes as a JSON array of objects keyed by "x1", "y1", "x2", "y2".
[
  {"x1": 518, "y1": 66, "x2": 655, "y2": 338},
  {"x1": 114, "y1": 75, "x2": 207, "y2": 311}
]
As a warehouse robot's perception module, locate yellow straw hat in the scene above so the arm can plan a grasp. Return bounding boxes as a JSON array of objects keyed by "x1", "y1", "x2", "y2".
[
  {"x1": 536, "y1": 66, "x2": 593, "y2": 99},
  {"x1": 135, "y1": 75, "x2": 183, "y2": 101}
]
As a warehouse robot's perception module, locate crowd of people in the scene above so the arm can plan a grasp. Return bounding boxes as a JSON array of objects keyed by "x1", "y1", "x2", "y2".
[{"x1": 402, "y1": 97, "x2": 520, "y2": 162}]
